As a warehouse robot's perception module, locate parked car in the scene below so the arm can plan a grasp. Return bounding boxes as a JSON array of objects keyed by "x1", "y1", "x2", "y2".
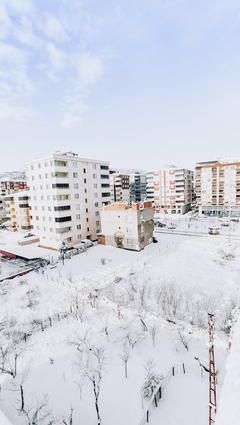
[
  {"x1": 167, "y1": 225, "x2": 176, "y2": 230},
  {"x1": 152, "y1": 236, "x2": 158, "y2": 243},
  {"x1": 80, "y1": 239, "x2": 93, "y2": 247},
  {"x1": 230, "y1": 218, "x2": 239, "y2": 222},
  {"x1": 208, "y1": 226, "x2": 219, "y2": 235}
]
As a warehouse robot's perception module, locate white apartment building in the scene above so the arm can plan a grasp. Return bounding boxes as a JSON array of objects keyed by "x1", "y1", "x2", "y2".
[
  {"x1": 146, "y1": 166, "x2": 193, "y2": 214},
  {"x1": 24, "y1": 152, "x2": 110, "y2": 249},
  {"x1": 196, "y1": 158, "x2": 240, "y2": 217}
]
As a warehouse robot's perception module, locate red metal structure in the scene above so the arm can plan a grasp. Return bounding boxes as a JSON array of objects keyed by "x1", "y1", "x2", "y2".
[{"x1": 208, "y1": 313, "x2": 217, "y2": 424}]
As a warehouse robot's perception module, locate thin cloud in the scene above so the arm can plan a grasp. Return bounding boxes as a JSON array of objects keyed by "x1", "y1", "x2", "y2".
[
  {"x1": 61, "y1": 94, "x2": 89, "y2": 128},
  {"x1": 46, "y1": 42, "x2": 66, "y2": 70},
  {"x1": 39, "y1": 12, "x2": 69, "y2": 42}
]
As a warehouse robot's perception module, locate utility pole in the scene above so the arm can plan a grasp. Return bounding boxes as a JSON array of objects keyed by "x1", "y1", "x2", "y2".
[{"x1": 208, "y1": 313, "x2": 217, "y2": 425}]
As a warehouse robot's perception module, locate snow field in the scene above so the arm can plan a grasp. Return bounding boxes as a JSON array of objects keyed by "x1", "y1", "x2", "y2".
[{"x1": 0, "y1": 233, "x2": 238, "y2": 424}]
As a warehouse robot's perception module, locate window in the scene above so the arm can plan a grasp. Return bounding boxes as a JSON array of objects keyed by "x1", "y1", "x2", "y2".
[
  {"x1": 76, "y1": 204, "x2": 80, "y2": 210},
  {"x1": 141, "y1": 236, "x2": 145, "y2": 244},
  {"x1": 73, "y1": 162, "x2": 77, "y2": 168},
  {"x1": 101, "y1": 174, "x2": 109, "y2": 179},
  {"x1": 38, "y1": 163, "x2": 41, "y2": 168},
  {"x1": 84, "y1": 178, "x2": 86, "y2": 183},
  {"x1": 41, "y1": 196, "x2": 44, "y2": 200},
  {"x1": 141, "y1": 225, "x2": 144, "y2": 233},
  {"x1": 100, "y1": 165, "x2": 109, "y2": 170},
  {"x1": 83, "y1": 168, "x2": 86, "y2": 173},
  {"x1": 102, "y1": 192, "x2": 110, "y2": 197},
  {"x1": 87, "y1": 227, "x2": 89, "y2": 232},
  {"x1": 96, "y1": 220, "x2": 100, "y2": 226},
  {"x1": 76, "y1": 214, "x2": 81, "y2": 219},
  {"x1": 37, "y1": 226, "x2": 40, "y2": 230},
  {"x1": 55, "y1": 216, "x2": 71, "y2": 223},
  {"x1": 49, "y1": 217, "x2": 52, "y2": 221},
  {"x1": 39, "y1": 174, "x2": 42, "y2": 179},
  {"x1": 35, "y1": 206, "x2": 38, "y2": 210},
  {"x1": 126, "y1": 216, "x2": 132, "y2": 222},
  {"x1": 95, "y1": 202, "x2": 98, "y2": 207},
  {"x1": 77, "y1": 224, "x2": 81, "y2": 230},
  {"x1": 85, "y1": 189, "x2": 87, "y2": 193},
  {"x1": 77, "y1": 234, "x2": 82, "y2": 240},
  {"x1": 32, "y1": 176, "x2": 34, "y2": 180},
  {"x1": 94, "y1": 193, "x2": 98, "y2": 198},
  {"x1": 86, "y1": 208, "x2": 88, "y2": 213},
  {"x1": 126, "y1": 227, "x2": 133, "y2": 234},
  {"x1": 54, "y1": 205, "x2": 70, "y2": 211},
  {"x1": 95, "y1": 211, "x2": 99, "y2": 216},
  {"x1": 101, "y1": 184, "x2": 110, "y2": 188},
  {"x1": 96, "y1": 229, "x2": 100, "y2": 234},
  {"x1": 86, "y1": 218, "x2": 89, "y2": 222},
  {"x1": 34, "y1": 196, "x2": 37, "y2": 200},
  {"x1": 52, "y1": 183, "x2": 69, "y2": 189},
  {"x1": 46, "y1": 184, "x2": 50, "y2": 189},
  {"x1": 44, "y1": 162, "x2": 48, "y2": 167},
  {"x1": 73, "y1": 173, "x2": 78, "y2": 178},
  {"x1": 51, "y1": 160, "x2": 67, "y2": 167},
  {"x1": 75, "y1": 194, "x2": 79, "y2": 199},
  {"x1": 127, "y1": 239, "x2": 133, "y2": 245},
  {"x1": 42, "y1": 206, "x2": 45, "y2": 211},
  {"x1": 93, "y1": 164, "x2": 97, "y2": 169},
  {"x1": 40, "y1": 185, "x2": 43, "y2": 190},
  {"x1": 31, "y1": 165, "x2": 34, "y2": 170},
  {"x1": 94, "y1": 183, "x2": 98, "y2": 188},
  {"x1": 48, "y1": 206, "x2": 52, "y2": 211},
  {"x1": 85, "y1": 198, "x2": 88, "y2": 203},
  {"x1": 43, "y1": 216, "x2": 45, "y2": 221},
  {"x1": 47, "y1": 196, "x2": 50, "y2": 200},
  {"x1": 74, "y1": 183, "x2": 79, "y2": 189},
  {"x1": 45, "y1": 173, "x2": 49, "y2": 178},
  {"x1": 50, "y1": 228, "x2": 53, "y2": 232},
  {"x1": 44, "y1": 227, "x2": 46, "y2": 231},
  {"x1": 36, "y1": 216, "x2": 39, "y2": 220},
  {"x1": 53, "y1": 194, "x2": 70, "y2": 201},
  {"x1": 93, "y1": 174, "x2": 97, "y2": 179}
]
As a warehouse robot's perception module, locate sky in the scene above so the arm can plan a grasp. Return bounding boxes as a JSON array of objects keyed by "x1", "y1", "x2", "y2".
[{"x1": 1, "y1": 0, "x2": 240, "y2": 172}]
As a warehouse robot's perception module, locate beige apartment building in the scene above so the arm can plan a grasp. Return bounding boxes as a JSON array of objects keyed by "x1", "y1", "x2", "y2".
[
  {"x1": 146, "y1": 167, "x2": 193, "y2": 214},
  {"x1": 99, "y1": 201, "x2": 154, "y2": 251},
  {"x1": 196, "y1": 158, "x2": 240, "y2": 217},
  {"x1": 24, "y1": 151, "x2": 110, "y2": 250},
  {"x1": 4, "y1": 192, "x2": 32, "y2": 232}
]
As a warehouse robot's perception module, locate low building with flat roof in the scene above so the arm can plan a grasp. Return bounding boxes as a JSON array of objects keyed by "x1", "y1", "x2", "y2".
[{"x1": 99, "y1": 201, "x2": 154, "y2": 251}]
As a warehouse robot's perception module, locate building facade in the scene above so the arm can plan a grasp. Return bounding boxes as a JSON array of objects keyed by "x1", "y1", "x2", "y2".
[
  {"x1": 4, "y1": 192, "x2": 32, "y2": 232},
  {"x1": 110, "y1": 173, "x2": 130, "y2": 204},
  {"x1": 146, "y1": 167, "x2": 193, "y2": 214},
  {"x1": 99, "y1": 201, "x2": 154, "y2": 251},
  {"x1": 0, "y1": 179, "x2": 28, "y2": 197},
  {"x1": 196, "y1": 158, "x2": 240, "y2": 217},
  {"x1": 24, "y1": 152, "x2": 110, "y2": 249},
  {"x1": 0, "y1": 197, "x2": 7, "y2": 224},
  {"x1": 129, "y1": 172, "x2": 147, "y2": 203}
]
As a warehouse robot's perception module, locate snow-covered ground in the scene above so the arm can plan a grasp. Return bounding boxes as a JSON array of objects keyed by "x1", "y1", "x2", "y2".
[{"x1": 0, "y1": 231, "x2": 238, "y2": 424}]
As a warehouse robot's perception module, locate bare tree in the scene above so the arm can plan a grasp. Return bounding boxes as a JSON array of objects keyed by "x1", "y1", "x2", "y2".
[
  {"x1": 17, "y1": 392, "x2": 55, "y2": 424},
  {"x1": 75, "y1": 346, "x2": 109, "y2": 425},
  {"x1": 118, "y1": 349, "x2": 131, "y2": 378},
  {"x1": 150, "y1": 324, "x2": 159, "y2": 348},
  {"x1": 62, "y1": 408, "x2": 73, "y2": 425}
]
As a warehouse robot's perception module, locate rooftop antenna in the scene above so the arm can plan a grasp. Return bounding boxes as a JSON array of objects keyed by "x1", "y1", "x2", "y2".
[{"x1": 208, "y1": 313, "x2": 217, "y2": 424}]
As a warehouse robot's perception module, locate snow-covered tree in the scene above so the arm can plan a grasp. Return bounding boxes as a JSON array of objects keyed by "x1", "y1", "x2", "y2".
[{"x1": 141, "y1": 358, "x2": 163, "y2": 399}]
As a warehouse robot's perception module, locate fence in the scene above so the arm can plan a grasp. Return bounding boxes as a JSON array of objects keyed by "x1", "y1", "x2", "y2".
[{"x1": 138, "y1": 363, "x2": 208, "y2": 425}]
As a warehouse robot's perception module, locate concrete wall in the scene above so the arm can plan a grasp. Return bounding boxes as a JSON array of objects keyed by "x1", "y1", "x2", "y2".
[{"x1": 101, "y1": 203, "x2": 154, "y2": 251}]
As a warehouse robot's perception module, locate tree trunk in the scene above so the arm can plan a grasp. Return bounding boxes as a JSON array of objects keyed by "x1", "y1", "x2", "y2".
[{"x1": 20, "y1": 385, "x2": 24, "y2": 411}]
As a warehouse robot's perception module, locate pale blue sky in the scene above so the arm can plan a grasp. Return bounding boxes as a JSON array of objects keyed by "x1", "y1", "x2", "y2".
[{"x1": 1, "y1": 0, "x2": 240, "y2": 172}]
